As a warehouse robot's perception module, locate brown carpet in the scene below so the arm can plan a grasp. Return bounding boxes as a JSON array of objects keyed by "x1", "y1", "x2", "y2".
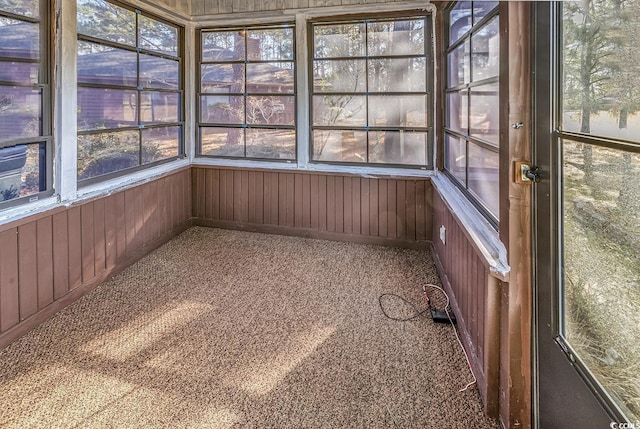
[{"x1": 0, "y1": 227, "x2": 499, "y2": 429}]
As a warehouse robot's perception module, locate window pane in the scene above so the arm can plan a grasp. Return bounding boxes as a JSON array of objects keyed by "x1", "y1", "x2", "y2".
[
  {"x1": 201, "y1": 64, "x2": 245, "y2": 93},
  {"x1": 562, "y1": 2, "x2": 640, "y2": 143},
  {"x1": 314, "y1": 23, "x2": 365, "y2": 58},
  {"x1": 139, "y1": 15, "x2": 178, "y2": 57},
  {"x1": 471, "y1": 16, "x2": 499, "y2": 81},
  {"x1": 200, "y1": 95, "x2": 244, "y2": 124},
  {"x1": 448, "y1": 40, "x2": 470, "y2": 87},
  {"x1": 140, "y1": 54, "x2": 180, "y2": 90},
  {"x1": 473, "y1": 1, "x2": 498, "y2": 25},
  {"x1": 312, "y1": 95, "x2": 366, "y2": 127},
  {"x1": 368, "y1": 95, "x2": 427, "y2": 128},
  {"x1": 367, "y1": 19, "x2": 424, "y2": 57},
  {"x1": 369, "y1": 58, "x2": 426, "y2": 92},
  {"x1": 0, "y1": 143, "x2": 44, "y2": 202},
  {"x1": 469, "y1": 83, "x2": 499, "y2": 144},
  {"x1": 200, "y1": 127, "x2": 244, "y2": 157},
  {"x1": 246, "y1": 129, "x2": 295, "y2": 160},
  {"x1": 246, "y1": 95, "x2": 294, "y2": 126},
  {"x1": 140, "y1": 92, "x2": 180, "y2": 124},
  {"x1": 0, "y1": 0, "x2": 39, "y2": 18},
  {"x1": 202, "y1": 31, "x2": 245, "y2": 62},
  {"x1": 312, "y1": 129, "x2": 367, "y2": 162},
  {"x1": 313, "y1": 60, "x2": 366, "y2": 93},
  {"x1": 368, "y1": 131, "x2": 427, "y2": 166},
  {"x1": 77, "y1": 88, "x2": 137, "y2": 131},
  {"x1": 450, "y1": 1, "x2": 472, "y2": 44},
  {"x1": 0, "y1": 17, "x2": 39, "y2": 59},
  {"x1": 445, "y1": 133, "x2": 466, "y2": 184},
  {"x1": 246, "y1": 27, "x2": 293, "y2": 61},
  {"x1": 562, "y1": 141, "x2": 640, "y2": 420},
  {"x1": 77, "y1": 42, "x2": 137, "y2": 87},
  {"x1": 0, "y1": 86, "x2": 41, "y2": 143},
  {"x1": 77, "y1": 0, "x2": 136, "y2": 47},
  {"x1": 446, "y1": 90, "x2": 468, "y2": 132},
  {"x1": 141, "y1": 126, "x2": 180, "y2": 164},
  {"x1": 468, "y1": 142, "x2": 498, "y2": 217},
  {"x1": 77, "y1": 130, "x2": 140, "y2": 180},
  {"x1": 0, "y1": 61, "x2": 39, "y2": 85},
  {"x1": 247, "y1": 62, "x2": 294, "y2": 94}
]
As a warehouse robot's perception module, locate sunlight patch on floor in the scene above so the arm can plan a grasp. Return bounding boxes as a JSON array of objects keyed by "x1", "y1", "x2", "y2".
[
  {"x1": 230, "y1": 325, "x2": 336, "y2": 396},
  {"x1": 81, "y1": 301, "x2": 212, "y2": 361},
  {"x1": 0, "y1": 364, "x2": 136, "y2": 428}
]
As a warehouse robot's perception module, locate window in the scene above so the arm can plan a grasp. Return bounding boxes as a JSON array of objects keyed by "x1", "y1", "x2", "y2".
[
  {"x1": 444, "y1": 1, "x2": 499, "y2": 220},
  {"x1": 76, "y1": 0, "x2": 183, "y2": 182},
  {"x1": 198, "y1": 25, "x2": 296, "y2": 160},
  {"x1": 559, "y1": 0, "x2": 640, "y2": 420},
  {"x1": 0, "y1": 0, "x2": 50, "y2": 208},
  {"x1": 311, "y1": 16, "x2": 431, "y2": 167}
]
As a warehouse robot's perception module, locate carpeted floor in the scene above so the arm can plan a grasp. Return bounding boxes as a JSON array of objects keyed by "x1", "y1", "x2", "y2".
[{"x1": 0, "y1": 227, "x2": 499, "y2": 429}]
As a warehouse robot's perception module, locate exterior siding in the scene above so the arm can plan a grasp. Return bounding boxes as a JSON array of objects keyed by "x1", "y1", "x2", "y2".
[
  {"x1": 431, "y1": 189, "x2": 500, "y2": 418},
  {"x1": 0, "y1": 168, "x2": 192, "y2": 349},
  {"x1": 192, "y1": 167, "x2": 432, "y2": 248}
]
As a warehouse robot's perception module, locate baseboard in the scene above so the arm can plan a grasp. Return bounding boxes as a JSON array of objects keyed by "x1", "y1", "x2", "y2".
[{"x1": 192, "y1": 218, "x2": 431, "y2": 250}]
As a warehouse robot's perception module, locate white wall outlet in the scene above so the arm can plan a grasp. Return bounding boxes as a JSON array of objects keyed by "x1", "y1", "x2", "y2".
[{"x1": 439, "y1": 225, "x2": 446, "y2": 245}]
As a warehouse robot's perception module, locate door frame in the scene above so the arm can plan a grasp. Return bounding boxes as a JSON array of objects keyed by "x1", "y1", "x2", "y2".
[{"x1": 532, "y1": 2, "x2": 629, "y2": 426}]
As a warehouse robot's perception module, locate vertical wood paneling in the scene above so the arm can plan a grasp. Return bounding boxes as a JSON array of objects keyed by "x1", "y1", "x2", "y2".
[
  {"x1": 310, "y1": 174, "x2": 319, "y2": 229},
  {"x1": 0, "y1": 228, "x2": 19, "y2": 331},
  {"x1": 68, "y1": 206, "x2": 82, "y2": 289},
  {"x1": 351, "y1": 177, "x2": 361, "y2": 235},
  {"x1": 192, "y1": 167, "x2": 432, "y2": 246},
  {"x1": 93, "y1": 199, "x2": 106, "y2": 276},
  {"x1": 335, "y1": 176, "x2": 344, "y2": 233},
  {"x1": 285, "y1": 174, "x2": 294, "y2": 227},
  {"x1": 378, "y1": 179, "x2": 388, "y2": 237},
  {"x1": 361, "y1": 179, "x2": 370, "y2": 236},
  {"x1": 18, "y1": 223, "x2": 38, "y2": 320},
  {"x1": 81, "y1": 203, "x2": 95, "y2": 283},
  {"x1": 36, "y1": 218, "x2": 54, "y2": 310},
  {"x1": 1, "y1": 169, "x2": 192, "y2": 342},
  {"x1": 431, "y1": 190, "x2": 494, "y2": 405},
  {"x1": 344, "y1": 177, "x2": 353, "y2": 234},
  {"x1": 294, "y1": 174, "x2": 304, "y2": 228},
  {"x1": 302, "y1": 174, "x2": 311, "y2": 229},
  {"x1": 318, "y1": 175, "x2": 327, "y2": 231},
  {"x1": 233, "y1": 170, "x2": 242, "y2": 222},
  {"x1": 52, "y1": 211, "x2": 70, "y2": 300}
]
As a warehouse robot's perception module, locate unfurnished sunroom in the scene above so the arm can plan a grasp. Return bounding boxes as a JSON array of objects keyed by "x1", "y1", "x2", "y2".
[{"x1": 0, "y1": 0, "x2": 639, "y2": 428}]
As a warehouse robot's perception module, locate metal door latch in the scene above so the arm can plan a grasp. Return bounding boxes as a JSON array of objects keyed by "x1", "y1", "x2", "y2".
[{"x1": 515, "y1": 161, "x2": 541, "y2": 184}]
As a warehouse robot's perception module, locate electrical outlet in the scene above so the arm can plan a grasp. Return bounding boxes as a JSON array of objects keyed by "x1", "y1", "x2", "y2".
[{"x1": 439, "y1": 225, "x2": 446, "y2": 245}]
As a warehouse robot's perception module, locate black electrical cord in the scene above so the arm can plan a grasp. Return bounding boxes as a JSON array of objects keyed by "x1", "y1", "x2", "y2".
[{"x1": 378, "y1": 293, "x2": 429, "y2": 322}]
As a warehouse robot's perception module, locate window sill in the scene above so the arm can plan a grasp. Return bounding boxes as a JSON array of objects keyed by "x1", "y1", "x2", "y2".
[
  {"x1": 192, "y1": 157, "x2": 435, "y2": 179},
  {"x1": 432, "y1": 173, "x2": 510, "y2": 280}
]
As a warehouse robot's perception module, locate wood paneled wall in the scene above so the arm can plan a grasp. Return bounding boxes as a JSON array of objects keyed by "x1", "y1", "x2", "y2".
[
  {"x1": 431, "y1": 190, "x2": 500, "y2": 417},
  {"x1": 0, "y1": 169, "x2": 192, "y2": 349},
  {"x1": 192, "y1": 167, "x2": 432, "y2": 248},
  {"x1": 191, "y1": 0, "x2": 411, "y2": 15}
]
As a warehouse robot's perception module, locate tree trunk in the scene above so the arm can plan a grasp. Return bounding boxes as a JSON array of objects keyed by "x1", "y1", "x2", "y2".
[{"x1": 618, "y1": 108, "x2": 628, "y2": 129}]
